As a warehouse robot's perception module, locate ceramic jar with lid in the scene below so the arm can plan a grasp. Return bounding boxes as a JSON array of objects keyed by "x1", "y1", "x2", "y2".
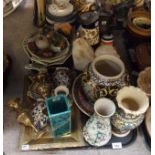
[
  {"x1": 48, "y1": 0, "x2": 74, "y2": 17},
  {"x1": 111, "y1": 86, "x2": 149, "y2": 137},
  {"x1": 81, "y1": 55, "x2": 129, "y2": 102},
  {"x1": 95, "y1": 33, "x2": 120, "y2": 57},
  {"x1": 83, "y1": 98, "x2": 116, "y2": 146},
  {"x1": 78, "y1": 11, "x2": 100, "y2": 46}
]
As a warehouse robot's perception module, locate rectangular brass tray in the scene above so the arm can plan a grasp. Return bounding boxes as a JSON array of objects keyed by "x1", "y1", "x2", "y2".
[
  {"x1": 19, "y1": 75, "x2": 137, "y2": 151},
  {"x1": 19, "y1": 76, "x2": 88, "y2": 151}
]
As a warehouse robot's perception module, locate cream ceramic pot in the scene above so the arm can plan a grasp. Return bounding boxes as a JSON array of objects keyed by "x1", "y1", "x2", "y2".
[
  {"x1": 81, "y1": 55, "x2": 129, "y2": 102},
  {"x1": 111, "y1": 86, "x2": 149, "y2": 137}
]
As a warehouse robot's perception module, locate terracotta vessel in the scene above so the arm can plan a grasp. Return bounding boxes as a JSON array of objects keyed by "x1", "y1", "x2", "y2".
[
  {"x1": 111, "y1": 86, "x2": 149, "y2": 137},
  {"x1": 81, "y1": 55, "x2": 129, "y2": 102},
  {"x1": 83, "y1": 98, "x2": 116, "y2": 146}
]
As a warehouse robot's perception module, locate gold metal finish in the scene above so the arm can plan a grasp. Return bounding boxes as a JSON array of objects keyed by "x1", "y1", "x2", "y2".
[{"x1": 17, "y1": 112, "x2": 38, "y2": 133}]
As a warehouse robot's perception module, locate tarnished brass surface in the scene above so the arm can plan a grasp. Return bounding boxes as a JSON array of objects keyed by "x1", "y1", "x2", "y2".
[{"x1": 19, "y1": 76, "x2": 88, "y2": 151}]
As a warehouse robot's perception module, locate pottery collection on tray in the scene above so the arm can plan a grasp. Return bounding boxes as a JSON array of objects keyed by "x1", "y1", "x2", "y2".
[{"x1": 6, "y1": 0, "x2": 151, "y2": 149}]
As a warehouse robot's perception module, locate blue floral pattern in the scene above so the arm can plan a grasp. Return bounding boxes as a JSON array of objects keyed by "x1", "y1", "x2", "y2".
[{"x1": 83, "y1": 114, "x2": 112, "y2": 146}]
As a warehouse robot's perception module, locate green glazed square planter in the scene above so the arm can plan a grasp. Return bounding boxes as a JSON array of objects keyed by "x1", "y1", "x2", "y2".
[{"x1": 46, "y1": 95, "x2": 71, "y2": 137}]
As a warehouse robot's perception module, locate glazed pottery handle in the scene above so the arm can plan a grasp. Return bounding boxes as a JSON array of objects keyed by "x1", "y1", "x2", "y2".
[{"x1": 25, "y1": 63, "x2": 47, "y2": 73}]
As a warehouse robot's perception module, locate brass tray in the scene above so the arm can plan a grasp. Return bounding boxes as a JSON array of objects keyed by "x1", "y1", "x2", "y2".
[{"x1": 19, "y1": 76, "x2": 87, "y2": 151}]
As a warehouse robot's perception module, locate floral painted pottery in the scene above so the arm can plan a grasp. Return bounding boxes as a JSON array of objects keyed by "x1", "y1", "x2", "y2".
[
  {"x1": 111, "y1": 86, "x2": 149, "y2": 137},
  {"x1": 81, "y1": 55, "x2": 129, "y2": 102},
  {"x1": 95, "y1": 33, "x2": 120, "y2": 58},
  {"x1": 78, "y1": 11, "x2": 100, "y2": 46},
  {"x1": 31, "y1": 99, "x2": 48, "y2": 131},
  {"x1": 72, "y1": 38, "x2": 95, "y2": 71},
  {"x1": 46, "y1": 95, "x2": 71, "y2": 137},
  {"x1": 83, "y1": 98, "x2": 116, "y2": 146},
  {"x1": 127, "y1": 10, "x2": 151, "y2": 38},
  {"x1": 52, "y1": 67, "x2": 75, "y2": 90},
  {"x1": 48, "y1": 0, "x2": 73, "y2": 17},
  {"x1": 137, "y1": 67, "x2": 151, "y2": 98}
]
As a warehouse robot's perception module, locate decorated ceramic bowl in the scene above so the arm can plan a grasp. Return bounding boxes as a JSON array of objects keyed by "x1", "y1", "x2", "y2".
[{"x1": 137, "y1": 67, "x2": 151, "y2": 97}]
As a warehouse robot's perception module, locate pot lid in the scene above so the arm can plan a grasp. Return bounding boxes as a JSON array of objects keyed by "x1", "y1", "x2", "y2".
[{"x1": 79, "y1": 11, "x2": 99, "y2": 25}]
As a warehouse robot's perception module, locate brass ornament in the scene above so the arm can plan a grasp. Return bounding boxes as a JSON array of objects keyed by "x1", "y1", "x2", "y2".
[{"x1": 17, "y1": 112, "x2": 38, "y2": 133}]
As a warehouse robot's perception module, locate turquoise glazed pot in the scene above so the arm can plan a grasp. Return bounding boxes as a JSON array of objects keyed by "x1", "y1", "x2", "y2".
[{"x1": 46, "y1": 95, "x2": 71, "y2": 137}]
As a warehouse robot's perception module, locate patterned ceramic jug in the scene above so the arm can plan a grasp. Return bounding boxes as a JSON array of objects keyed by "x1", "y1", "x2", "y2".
[
  {"x1": 111, "y1": 86, "x2": 149, "y2": 137},
  {"x1": 81, "y1": 55, "x2": 129, "y2": 102},
  {"x1": 83, "y1": 98, "x2": 116, "y2": 146}
]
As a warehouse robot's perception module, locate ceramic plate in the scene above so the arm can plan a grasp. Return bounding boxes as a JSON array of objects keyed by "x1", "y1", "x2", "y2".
[
  {"x1": 145, "y1": 107, "x2": 151, "y2": 138},
  {"x1": 3, "y1": 0, "x2": 23, "y2": 18},
  {"x1": 72, "y1": 74, "x2": 94, "y2": 117},
  {"x1": 22, "y1": 31, "x2": 71, "y2": 65}
]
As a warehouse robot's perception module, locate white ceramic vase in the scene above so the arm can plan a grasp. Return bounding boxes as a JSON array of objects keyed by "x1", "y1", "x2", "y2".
[{"x1": 83, "y1": 98, "x2": 116, "y2": 146}]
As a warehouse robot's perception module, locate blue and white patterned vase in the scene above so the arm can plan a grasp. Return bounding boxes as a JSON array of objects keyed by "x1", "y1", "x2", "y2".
[
  {"x1": 111, "y1": 86, "x2": 149, "y2": 137},
  {"x1": 83, "y1": 98, "x2": 116, "y2": 146},
  {"x1": 81, "y1": 55, "x2": 129, "y2": 102}
]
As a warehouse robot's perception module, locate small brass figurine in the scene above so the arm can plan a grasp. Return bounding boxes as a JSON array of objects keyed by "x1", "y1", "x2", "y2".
[
  {"x1": 8, "y1": 98, "x2": 38, "y2": 133},
  {"x1": 17, "y1": 112, "x2": 38, "y2": 133}
]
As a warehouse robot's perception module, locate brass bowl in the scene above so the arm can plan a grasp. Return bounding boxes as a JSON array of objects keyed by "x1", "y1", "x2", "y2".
[{"x1": 127, "y1": 10, "x2": 151, "y2": 37}]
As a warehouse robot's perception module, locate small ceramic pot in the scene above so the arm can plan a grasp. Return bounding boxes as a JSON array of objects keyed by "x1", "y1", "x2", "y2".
[
  {"x1": 83, "y1": 98, "x2": 116, "y2": 146},
  {"x1": 81, "y1": 55, "x2": 129, "y2": 102},
  {"x1": 111, "y1": 86, "x2": 149, "y2": 137}
]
